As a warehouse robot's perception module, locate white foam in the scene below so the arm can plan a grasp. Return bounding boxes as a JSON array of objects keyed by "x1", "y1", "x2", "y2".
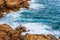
[
  {"x1": 29, "y1": 0, "x2": 46, "y2": 10},
  {"x1": 29, "y1": 4, "x2": 46, "y2": 9},
  {"x1": 21, "y1": 23, "x2": 51, "y2": 34},
  {"x1": 30, "y1": 0, "x2": 35, "y2": 2},
  {"x1": 0, "y1": 0, "x2": 60, "y2": 37},
  {"x1": 20, "y1": 23, "x2": 60, "y2": 37}
]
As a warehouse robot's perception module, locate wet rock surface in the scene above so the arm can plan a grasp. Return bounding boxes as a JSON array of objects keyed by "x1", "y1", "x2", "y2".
[{"x1": 0, "y1": 0, "x2": 30, "y2": 18}]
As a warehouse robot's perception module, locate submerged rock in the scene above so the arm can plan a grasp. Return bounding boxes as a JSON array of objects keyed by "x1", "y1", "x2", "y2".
[{"x1": 0, "y1": 0, "x2": 31, "y2": 18}]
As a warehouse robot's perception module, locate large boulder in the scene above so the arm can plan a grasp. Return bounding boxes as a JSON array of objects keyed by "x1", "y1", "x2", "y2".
[
  {"x1": 0, "y1": 24, "x2": 19, "y2": 40},
  {"x1": 24, "y1": 34, "x2": 58, "y2": 40},
  {"x1": 0, "y1": 0, "x2": 31, "y2": 18}
]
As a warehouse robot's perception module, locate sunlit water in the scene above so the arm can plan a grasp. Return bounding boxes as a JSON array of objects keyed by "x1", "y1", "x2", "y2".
[{"x1": 0, "y1": 0, "x2": 60, "y2": 36}]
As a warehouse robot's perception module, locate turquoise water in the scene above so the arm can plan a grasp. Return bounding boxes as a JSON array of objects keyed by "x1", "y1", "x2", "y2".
[
  {"x1": 0, "y1": 0, "x2": 60, "y2": 36},
  {"x1": 16, "y1": 0, "x2": 60, "y2": 30}
]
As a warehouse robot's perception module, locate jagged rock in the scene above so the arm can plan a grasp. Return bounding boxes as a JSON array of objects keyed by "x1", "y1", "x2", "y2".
[
  {"x1": 0, "y1": 0, "x2": 31, "y2": 18},
  {"x1": 24, "y1": 34, "x2": 58, "y2": 40},
  {"x1": 16, "y1": 25, "x2": 27, "y2": 33},
  {"x1": 47, "y1": 34, "x2": 58, "y2": 40},
  {"x1": 16, "y1": 25, "x2": 27, "y2": 40},
  {"x1": 0, "y1": 24, "x2": 19, "y2": 40}
]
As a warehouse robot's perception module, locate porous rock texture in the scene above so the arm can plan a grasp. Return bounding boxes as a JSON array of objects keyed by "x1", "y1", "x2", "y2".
[
  {"x1": 24, "y1": 34, "x2": 58, "y2": 40},
  {"x1": 0, "y1": 24, "x2": 19, "y2": 40},
  {"x1": 0, "y1": 0, "x2": 30, "y2": 18}
]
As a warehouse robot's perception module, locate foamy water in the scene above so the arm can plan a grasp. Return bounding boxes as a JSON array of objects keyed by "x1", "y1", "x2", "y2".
[
  {"x1": 20, "y1": 23, "x2": 60, "y2": 36},
  {"x1": 0, "y1": 0, "x2": 60, "y2": 37}
]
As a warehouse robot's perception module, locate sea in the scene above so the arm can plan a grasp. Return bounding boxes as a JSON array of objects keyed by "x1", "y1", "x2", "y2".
[{"x1": 0, "y1": 0, "x2": 60, "y2": 37}]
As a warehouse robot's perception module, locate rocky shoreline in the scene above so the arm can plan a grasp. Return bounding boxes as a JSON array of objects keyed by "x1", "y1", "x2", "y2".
[
  {"x1": 0, "y1": 24, "x2": 60, "y2": 40},
  {"x1": 0, "y1": 0, "x2": 30, "y2": 18}
]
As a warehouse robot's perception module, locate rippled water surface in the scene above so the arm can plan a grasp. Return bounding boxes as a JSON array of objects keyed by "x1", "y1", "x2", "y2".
[{"x1": 0, "y1": 0, "x2": 60, "y2": 36}]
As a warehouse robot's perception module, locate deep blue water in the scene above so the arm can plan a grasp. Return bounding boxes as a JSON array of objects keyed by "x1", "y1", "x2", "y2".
[{"x1": 0, "y1": 0, "x2": 60, "y2": 36}]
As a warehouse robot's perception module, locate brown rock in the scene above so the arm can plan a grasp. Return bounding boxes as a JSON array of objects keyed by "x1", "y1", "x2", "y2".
[
  {"x1": 16, "y1": 25, "x2": 27, "y2": 40},
  {"x1": 5, "y1": 0, "x2": 20, "y2": 7},
  {"x1": 47, "y1": 34, "x2": 58, "y2": 40},
  {"x1": 16, "y1": 25, "x2": 27, "y2": 32},
  {"x1": 24, "y1": 34, "x2": 48, "y2": 40},
  {"x1": 24, "y1": 34, "x2": 58, "y2": 40},
  {"x1": 0, "y1": 24, "x2": 19, "y2": 40},
  {"x1": 0, "y1": 24, "x2": 58, "y2": 40},
  {"x1": 0, "y1": 0, "x2": 4, "y2": 6},
  {"x1": 0, "y1": 0, "x2": 31, "y2": 18}
]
